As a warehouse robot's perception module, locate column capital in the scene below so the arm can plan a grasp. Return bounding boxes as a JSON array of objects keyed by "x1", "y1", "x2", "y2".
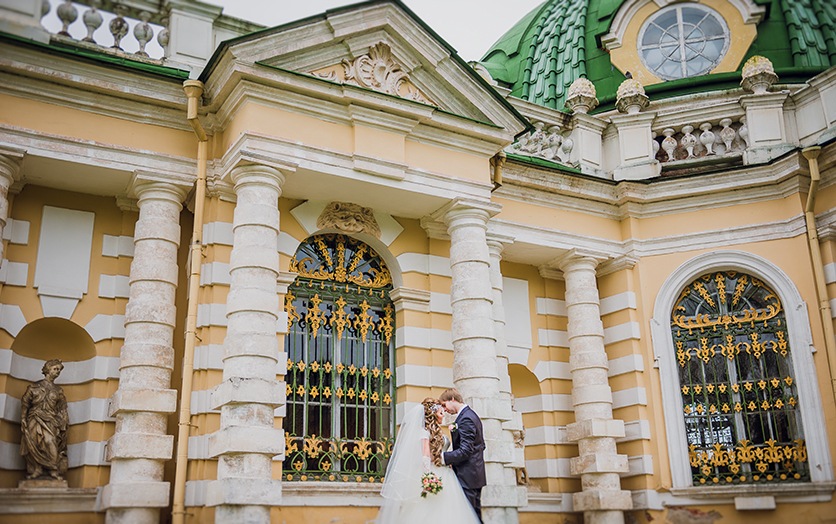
[
  {"x1": 422, "y1": 199, "x2": 502, "y2": 239},
  {"x1": 129, "y1": 171, "x2": 192, "y2": 204},
  {"x1": 0, "y1": 148, "x2": 24, "y2": 186},
  {"x1": 221, "y1": 149, "x2": 297, "y2": 184},
  {"x1": 435, "y1": 198, "x2": 501, "y2": 232},
  {"x1": 486, "y1": 232, "x2": 515, "y2": 258},
  {"x1": 229, "y1": 164, "x2": 286, "y2": 193},
  {"x1": 549, "y1": 248, "x2": 610, "y2": 273}
]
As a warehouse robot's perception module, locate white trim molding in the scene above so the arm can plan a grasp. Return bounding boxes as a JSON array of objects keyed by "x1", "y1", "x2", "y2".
[{"x1": 649, "y1": 250, "x2": 834, "y2": 493}]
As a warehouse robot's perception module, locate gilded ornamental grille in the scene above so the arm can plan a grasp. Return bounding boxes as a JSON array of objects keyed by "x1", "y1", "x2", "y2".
[
  {"x1": 283, "y1": 234, "x2": 395, "y2": 483},
  {"x1": 671, "y1": 271, "x2": 808, "y2": 486}
]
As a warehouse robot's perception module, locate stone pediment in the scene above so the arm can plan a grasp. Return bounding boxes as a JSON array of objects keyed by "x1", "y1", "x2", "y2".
[
  {"x1": 201, "y1": 1, "x2": 527, "y2": 135},
  {"x1": 310, "y1": 42, "x2": 433, "y2": 106}
]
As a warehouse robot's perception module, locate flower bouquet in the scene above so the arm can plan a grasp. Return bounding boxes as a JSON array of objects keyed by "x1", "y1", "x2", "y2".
[{"x1": 420, "y1": 472, "x2": 443, "y2": 498}]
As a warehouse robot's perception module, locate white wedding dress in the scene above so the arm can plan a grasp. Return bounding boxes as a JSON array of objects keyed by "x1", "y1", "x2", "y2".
[{"x1": 375, "y1": 406, "x2": 481, "y2": 524}]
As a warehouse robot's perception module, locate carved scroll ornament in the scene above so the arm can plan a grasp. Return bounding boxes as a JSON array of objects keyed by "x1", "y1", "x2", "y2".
[{"x1": 314, "y1": 42, "x2": 430, "y2": 104}]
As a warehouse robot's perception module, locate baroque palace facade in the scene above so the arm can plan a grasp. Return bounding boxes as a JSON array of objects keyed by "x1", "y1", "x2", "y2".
[{"x1": 1, "y1": 0, "x2": 836, "y2": 523}]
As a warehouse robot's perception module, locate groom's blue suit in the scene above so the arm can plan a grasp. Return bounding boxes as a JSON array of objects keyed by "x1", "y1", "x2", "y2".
[{"x1": 443, "y1": 405, "x2": 486, "y2": 523}]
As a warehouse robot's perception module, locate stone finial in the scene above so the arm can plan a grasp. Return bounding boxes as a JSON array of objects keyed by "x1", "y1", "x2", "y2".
[
  {"x1": 615, "y1": 78, "x2": 649, "y2": 114},
  {"x1": 565, "y1": 78, "x2": 598, "y2": 114},
  {"x1": 741, "y1": 55, "x2": 778, "y2": 94}
]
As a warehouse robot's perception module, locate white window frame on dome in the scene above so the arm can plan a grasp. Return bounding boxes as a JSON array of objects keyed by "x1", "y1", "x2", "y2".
[
  {"x1": 649, "y1": 251, "x2": 834, "y2": 494},
  {"x1": 638, "y1": 3, "x2": 730, "y2": 80},
  {"x1": 601, "y1": 0, "x2": 765, "y2": 52}
]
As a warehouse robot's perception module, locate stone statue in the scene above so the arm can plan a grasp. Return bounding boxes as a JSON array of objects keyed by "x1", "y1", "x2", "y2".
[{"x1": 20, "y1": 359, "x2": 69, "y2": 481}]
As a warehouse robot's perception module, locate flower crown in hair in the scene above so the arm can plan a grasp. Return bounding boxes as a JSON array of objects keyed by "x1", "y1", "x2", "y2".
[{"x1": 430, "y1": 404, "x2": 442, "y2": 413}]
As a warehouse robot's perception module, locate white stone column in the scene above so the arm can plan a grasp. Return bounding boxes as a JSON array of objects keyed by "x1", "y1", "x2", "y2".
[
  {"x1": 103, "y1": 181, "x2": 188, "y2": 524},
  {"x1": 206, "y1": 165, "x2": 285, "y2": 524},
  {"x1": 486, "y1": 235, "x2": 527, "y2": 522},
  {"x1": 441, "y1": 199, "x2": 516, "y2": 524},
  {"x1": 555, "y1": 251, "x2": 631, "y2": 524}
]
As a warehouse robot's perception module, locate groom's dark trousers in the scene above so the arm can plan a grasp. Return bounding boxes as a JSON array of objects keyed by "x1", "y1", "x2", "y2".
[{"x1": 443, "y1": 406, "x2": 487, "y2": 524}]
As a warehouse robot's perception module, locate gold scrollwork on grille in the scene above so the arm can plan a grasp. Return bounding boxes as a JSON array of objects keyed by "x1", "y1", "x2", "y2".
[{"x1": 289, "y1": 234, "x2": 392, "y2": 289}]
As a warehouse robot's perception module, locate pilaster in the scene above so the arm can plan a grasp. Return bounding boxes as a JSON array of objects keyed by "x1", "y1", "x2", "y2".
[
  {"x1": 551, "y1": 249, "x2": 632, "y2": 524},
  {"x1": 207, "y1": 164, "x2": 287, "y2": 524},
  {"x1": 0, "y1": 0, "x2": 50, "y2": 44},
  {"x1": 610, "y1": 112, "x2": 661, "y2": 181},
  {"x1": 739, "y1": 92, "x2": 793, "y2": 164},
  {"x1": 103, "y1": 180, "x2": 189, "y2": 524},
  {"x1": 569, "y1": 113, "x2": 608, "y2": 176}
]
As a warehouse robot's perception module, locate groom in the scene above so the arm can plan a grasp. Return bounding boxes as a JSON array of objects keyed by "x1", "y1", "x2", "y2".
[{"x1": 440, "y1": 388, "x2": 486, "y2": 523}]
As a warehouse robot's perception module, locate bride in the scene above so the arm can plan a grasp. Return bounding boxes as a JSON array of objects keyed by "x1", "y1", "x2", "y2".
[{"x1": 375, "y1": 398, "x2": 481, "y2": 524}]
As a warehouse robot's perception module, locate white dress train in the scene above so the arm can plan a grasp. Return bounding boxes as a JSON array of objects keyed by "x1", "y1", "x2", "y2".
[{"x1": 375, "y1": 406, "x2": 481, "y2": 524}]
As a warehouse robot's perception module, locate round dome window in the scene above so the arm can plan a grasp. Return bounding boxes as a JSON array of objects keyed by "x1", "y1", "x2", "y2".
[{"x1": 638, "y1": 4, "x2": 730, "y2": 80}]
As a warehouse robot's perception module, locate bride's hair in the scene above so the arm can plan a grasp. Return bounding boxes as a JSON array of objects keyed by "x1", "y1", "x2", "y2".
[{"x1": 422, "y1": 397, "x2": 444, "y2": 466}]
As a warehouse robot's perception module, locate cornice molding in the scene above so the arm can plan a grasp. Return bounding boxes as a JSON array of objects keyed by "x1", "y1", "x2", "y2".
[
  {"x1": 0, "y1": 124, "x2": 198, "y2": 191},
  {"x1": 0, "y1": 71, "x2": 193, "y2": 133},
  {"x1": 0, "y1": 39, "x2": 187, "y2": 114},
  {"x1": 498, "y1": 151, "x2": 808, "y2": 221},
  {"x1": 219, "y1": 132, "x2": 493, "y2": 210},
  {"x1": 493, "y1": 212, "x2": 809, "y2": 266}
]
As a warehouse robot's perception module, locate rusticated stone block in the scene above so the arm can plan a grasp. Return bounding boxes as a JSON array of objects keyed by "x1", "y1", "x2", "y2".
[
  {"x1": 572, "y1": 384, "x2": 613, "y2": 406},
  {"x1": 208, "y1": 426, "x2": 283, "y2": 457},
  {"x1": 483, "y1": 438, "x2": 515, "y2": 463},
  {"x1": 205, "y1": 478, "x2": 282, "y2": 507},
  {"x1": 468, "y1": 397, "x2": 512, "y2": 421},
  {"x1": 211, "y1": 377, "x2": 285, "y2": 410},
  {"x1": 567, "y1": 418, "x2": 625, "y2": 441},
  {"x1": 501, "y1": 410, "x2": 523, "y2": 432},
  {"x1": 109, "y1": 388, "x2": 177, "y2": 416},
  {"x1": 119, "y1": 343, "x2": 174, "y2": 370},
  {"x1": 570, "y1": 453, "x2": 629, "y2": 475},
  {"x1": 101, "y1": 481, "x2": 171, "y2": 509},
  {"x1": 572, "y1": 489, "x2": 632, "y2": 511},
  {"x1": 481, "y1": 484, "x2": 523, "y2": 507},
  {"x1": 107, "y1": 432, "x2": 174, "y2": 461}
]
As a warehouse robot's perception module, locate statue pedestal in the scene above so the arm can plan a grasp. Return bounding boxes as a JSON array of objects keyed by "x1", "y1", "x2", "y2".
[{"x1": 18, "y1": 478, "x2": 68, "y2": 489}]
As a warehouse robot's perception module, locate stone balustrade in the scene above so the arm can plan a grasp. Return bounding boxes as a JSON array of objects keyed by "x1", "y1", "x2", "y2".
[
  {"x1": 1, "y1": 0, "x2": 263, "y2": 73},
  {"x1": 505, "y1": 120, "x2": 575, "y2": 167},
  {"x1": 652, "y1": 117, "x2": 750, "y2": 164},
  {"x1": 44, "y1": 0, "x2": 170, "y2": 59}
]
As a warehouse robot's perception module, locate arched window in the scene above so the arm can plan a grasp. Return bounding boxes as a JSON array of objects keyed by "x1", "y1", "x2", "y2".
[
  {"x1": 671, "y1": 271, "x2": 808, "y2": 485},
  {"x1": 283, "y1": 234, "x2": 395, "y2": 483}
]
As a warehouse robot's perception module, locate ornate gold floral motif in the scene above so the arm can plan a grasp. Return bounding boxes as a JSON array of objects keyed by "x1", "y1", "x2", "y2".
[
  {"x1": 379, "y1": 303, "x2": 394, "y2": 345},
  {"x1": 286, "y1": 292, "x2": 300, "y2": 331},
  {"x1": 290, "y1": 234, "x2": 393, "y2": 289},
  {"x1": 355, "y1": 300, "x2": 373, "y2": 341},
  {"x1": 330, "y1": 296, "x2": 350, "y2": 341},
  {"x1": 305, "y1": 294, "x2": 324, "y2": 338}
]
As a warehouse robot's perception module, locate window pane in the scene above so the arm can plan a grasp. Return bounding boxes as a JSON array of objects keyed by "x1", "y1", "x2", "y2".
[{"x1": 639, "y1": 5, "x2": 728, "y2": 80}]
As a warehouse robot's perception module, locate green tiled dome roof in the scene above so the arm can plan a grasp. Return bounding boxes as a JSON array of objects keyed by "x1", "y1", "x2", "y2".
[{"x1": 479, "y1": 0, "x2": 836, "y2": 112}]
